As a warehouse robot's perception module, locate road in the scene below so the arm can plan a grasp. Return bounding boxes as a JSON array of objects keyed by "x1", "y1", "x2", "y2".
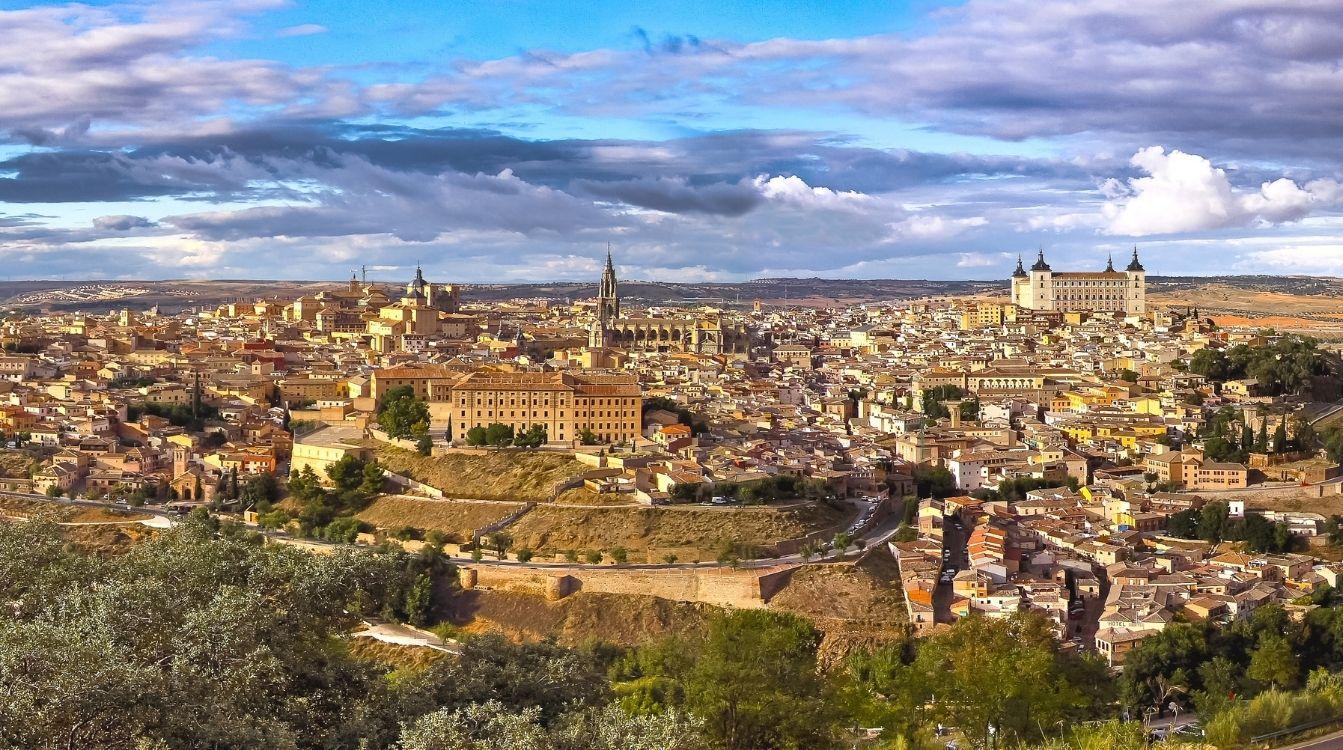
[
  {"x1": 934, "y1": 514, "x2": 968, "y2": 623},
  {"x1": 1280, "y1": 728, "x2": 1343, "y2": 749}
]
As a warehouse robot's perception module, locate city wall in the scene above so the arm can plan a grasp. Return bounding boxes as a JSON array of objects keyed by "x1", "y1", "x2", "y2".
[{"x1": 466, "y1": 563, "x2": 799, "y2": 609}]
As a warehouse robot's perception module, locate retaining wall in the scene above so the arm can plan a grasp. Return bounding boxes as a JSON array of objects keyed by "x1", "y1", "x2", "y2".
[{"x1": 467, "y1": 563, "x2": 799, "y2": 609}]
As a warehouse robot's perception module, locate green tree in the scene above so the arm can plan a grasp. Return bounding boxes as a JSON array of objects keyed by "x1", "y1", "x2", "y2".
[
  {"x1": 466, "y1": 425, "x2": 488, "y2": 446},
  {"x1": 485, "y1": 423, "x2": 516, "y2": 447},
  {"x1": 1247, "y1": 635, "x2": 1300, "y2": 689},
  {"x1": 377, "y1": 385, "x2": 431, "y2": 438},
  {"x1": 685, "y1": 611, "x2": 838, "y2": 750},
  {"x1": 912, "y1": 613, "x2": 1106, "y2": 748}
]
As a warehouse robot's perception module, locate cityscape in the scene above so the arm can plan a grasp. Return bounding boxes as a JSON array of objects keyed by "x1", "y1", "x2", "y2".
[{"x1": 7, "y1": 2, "x2": 1343, "y2": 750}]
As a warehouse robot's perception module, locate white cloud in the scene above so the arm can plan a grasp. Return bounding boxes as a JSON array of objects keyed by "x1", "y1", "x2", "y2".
[
  {"x1": 277, "y1": 23, "x2": 327, "y2": 37},
  {"x1": 954, "y1": 251, "x2": 1006, "y2": 268},
  {"x1": 1231, "y1": 245, "x2": 1343, "y2": 276},
  {"x1": 890, "y1": 214, "x2": 988, "y2": 240},
  {"x1": 1102, "y1": 147, "x2": 1340, "y2": 235},
  {"x1": 751, "y1": 174, "x2": 871, "y2": 211}
]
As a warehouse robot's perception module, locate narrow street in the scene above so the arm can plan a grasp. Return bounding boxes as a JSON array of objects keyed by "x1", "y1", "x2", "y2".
[{"x1": 934, "y1": 513, "x2": 968, "y2": 624}]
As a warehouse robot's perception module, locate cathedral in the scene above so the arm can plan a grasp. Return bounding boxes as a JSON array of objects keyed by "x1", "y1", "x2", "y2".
[
  {"x1": 587, "y1": 249, "x2": 749, "y2": 356},
  {"x1": 1010, "y1": 248, "x2": 1146, "y2": 315}
]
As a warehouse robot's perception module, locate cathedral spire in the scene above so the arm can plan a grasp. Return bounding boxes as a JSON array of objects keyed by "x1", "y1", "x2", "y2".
[
  {"x1": 1105, "y1": 253, "x2": 1115, "y2": 273},
  {"x1": 1012, "y1": 254, "x2": 1027, "y2": 278}
]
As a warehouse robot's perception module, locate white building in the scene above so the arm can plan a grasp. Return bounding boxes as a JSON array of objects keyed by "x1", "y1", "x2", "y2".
[{"x1": 1010, "y1": 248, "x2": 1146, "y2": 315}]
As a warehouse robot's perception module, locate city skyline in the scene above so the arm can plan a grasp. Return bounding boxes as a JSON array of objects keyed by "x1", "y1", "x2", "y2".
[{"x1": 2, "y1": 1, "x2": 1343, "y2": 281}]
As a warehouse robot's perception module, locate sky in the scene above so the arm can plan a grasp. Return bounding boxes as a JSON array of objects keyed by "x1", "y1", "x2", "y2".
[{"x1": 2, "y1": 0, "x2": 1343, "y2": 282}]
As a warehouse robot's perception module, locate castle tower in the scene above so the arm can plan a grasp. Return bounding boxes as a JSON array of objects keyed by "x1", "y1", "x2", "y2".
[
  {"x1": 1028, "y1": 249, "x2": 1054, "y2": 310},
  {"x1": 1125, "y1": 246, "x2": 1147, "y2": 314}
]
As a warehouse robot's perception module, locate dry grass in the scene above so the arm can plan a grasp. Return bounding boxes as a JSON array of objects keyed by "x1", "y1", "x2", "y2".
[
  {"x1": 374, "y1": 445, "x2": 591, "y2": 502},
  {"x1": 0, "y1": 495, "x2": 147, "y2": 524},
  {"x1": 61, "y1": 523, "x2": 156, "y2": 555},
  {"x1": 552, "y1": 486, "x2": 628, "y2": 506},
  {"x1": 356, "y1": 496, "x2": 523, "y2": 541},
  {"x1": 441, "y1": 589, "x2": 713, "y2": 646},
  {"x1": 769, "y1": 547, "x2": 907, "y2": 624},
  {"x1": 0, "y1": 449, "x2": 35, "y2": 479},
  {"x1": 504, "y1": 502, "x2": 850, "y2": 560},
  {"x1": 345, "y1": 637, "x2": 447, "y2": 672},
  {"x1": 1244, "y1": 493, "x2": 1343, "y2": 517}
]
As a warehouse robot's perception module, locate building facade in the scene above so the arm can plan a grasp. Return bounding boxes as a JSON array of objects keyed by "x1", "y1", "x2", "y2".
[
  {"x1": 588, "y1": 249, "x2": 750, "y2": 355},
  {"x1": 443, "y1": 370, "x2": 642, "y2": 444},
  {"x1": 1011, "y1": 248, "x2": 1146, "y2": 315}
]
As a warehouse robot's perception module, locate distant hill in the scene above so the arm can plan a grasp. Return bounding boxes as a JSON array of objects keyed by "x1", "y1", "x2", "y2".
[{"x1": 1, "y1": 274, "x2": 1341, "y2": 314}]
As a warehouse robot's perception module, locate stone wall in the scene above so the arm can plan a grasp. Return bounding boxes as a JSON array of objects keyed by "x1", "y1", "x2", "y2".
[{"x1": 468, "y1": 563, "x2": 799, "y2": 609}]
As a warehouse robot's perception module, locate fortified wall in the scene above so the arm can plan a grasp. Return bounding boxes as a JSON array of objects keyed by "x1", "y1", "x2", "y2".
[{"x1": 465, "y1": 563, "x2": 799, "y2": 609}]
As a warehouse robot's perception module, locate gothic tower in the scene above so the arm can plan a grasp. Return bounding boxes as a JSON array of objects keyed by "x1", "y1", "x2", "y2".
[{"x1": 598, "y1": 246, "x2": 620, "y2": 323}]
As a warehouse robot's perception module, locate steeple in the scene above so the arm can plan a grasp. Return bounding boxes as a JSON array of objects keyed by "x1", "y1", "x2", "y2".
[
  {"x1": 1030, "y1": 248, "x2": 1051, "y2": 272},
  {"x1": 1012, "y1": 254, "x2": 1027, "y2": 278},
  {"x1": 1126, "y1": 246, "x2": 1145, "y2": 272},
  {"x1": 1105, "y1": 253, "x2": 1115, "y2": 273},
  {"x1": 598, "y1": 244, "x2": 619, "y2": 321}
]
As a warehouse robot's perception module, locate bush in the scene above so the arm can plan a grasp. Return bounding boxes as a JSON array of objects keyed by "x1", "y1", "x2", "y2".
[{"x1": 584, "y1": 550, "x2": 603, "y2": 565}]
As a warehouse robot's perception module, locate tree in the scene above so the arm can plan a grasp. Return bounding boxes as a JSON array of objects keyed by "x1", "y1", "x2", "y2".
[
  {"x1": 609, "y1": 547, "x2": 628, "y2": 565},
  {"x1": 514, "y1": 424, "x2": 547, "y2": 449},
  {"x1": 486, "y1": 532, "x2": 512, "y2": 559},
  {"x1": 485, "y1": 423, "x2": 515, "y2": 447},
  {"x1": 378, "y1": 386, "x2": 431, "y2": 439},
  {"x1": 578, "y1": 427, "x2": 600, "y2": 445},
  {"x1": 910, "y1": 613, "x2": 1107, "y2": 748},
  {"x1": 1247, "y1": 634, "x2": 1300, "y2": 689},
  {"x1": 912, "y1": 464, "x2": 956, "y2": 499},
  {"x1": 515, "y1": 548, "x2": 534, "y2": 563},
  {"x1": 466, "y1": 425, "x2": 488, "y2": 446},
  {"x1": 832, "y1": 531, "x2": 852, "y2": 553},
  {"x1": 404, "y1": 573, "x2": 433, "y2": 627},
  {"x1": 0, "y1": 517, "x2": 454, "y2": 749},
  {"x1": 584, "y1": 550, "x2": 603, "y2": 565},
  {"x1": 416, "y1": 431, "x2": 433, "y2": 456},
  {"x1": 684, "y1": 611, "x2": 839, "y2": 750},
  {"x1": 1168, "y1": 508, "x2": 1199, "y2": 538}
]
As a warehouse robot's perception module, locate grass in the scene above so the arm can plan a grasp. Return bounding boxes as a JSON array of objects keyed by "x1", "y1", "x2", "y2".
[
  {"x1": 440, "y1": 589, "x2": 714, "y2": 647},
  {"x1": 768, "y1": 547, "x2": 908, "y2": 624},
  {"x1": 356, "y1": 496, "x2": 523, "y2": 542},
  {"x1": 0, "y1": 448, "x2": 37, "y2": 478},
  {"x1": 503, "y1": 501, "x2": 851, "y2": 560},
  {"x1": 373, "y1": 444, "x2": 591, "y2": 502}
]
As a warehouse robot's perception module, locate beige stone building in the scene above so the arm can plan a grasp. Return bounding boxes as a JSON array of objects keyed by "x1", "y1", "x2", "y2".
[
  {"x1": 1011, "y1": 248, "x2": 1146, "y2": 314},
  {"x1": 441, "y1": 371, "x2": 642, "y2": 444}
]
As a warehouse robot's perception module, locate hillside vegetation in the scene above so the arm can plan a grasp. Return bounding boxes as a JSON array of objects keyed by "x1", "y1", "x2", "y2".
[
  {"x1": 357, "y1": 496, "x2": 523, "y2": 542},
  {"x1": 505, "y1": 502, "x2": 850, "y2": 560},
  {"x1": 374, "y1": 444, "x2": 594, "y2": 502}
]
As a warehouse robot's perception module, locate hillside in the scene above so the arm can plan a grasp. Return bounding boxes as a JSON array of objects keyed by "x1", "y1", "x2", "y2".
[
  {"x1": 503, "y1": 501, "x2": 851, "y2": 560},
  {"x1": 355, "y1": 496, "x2": 524, "y2": 543},
  {"x1": 372, "y1": 445, "x2": 597, "y2": 503}
]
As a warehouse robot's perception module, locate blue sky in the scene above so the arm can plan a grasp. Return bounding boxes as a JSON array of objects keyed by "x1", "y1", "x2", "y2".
[{"x1": 0, "y1": 0, "x2": 1342, "y2": 281}]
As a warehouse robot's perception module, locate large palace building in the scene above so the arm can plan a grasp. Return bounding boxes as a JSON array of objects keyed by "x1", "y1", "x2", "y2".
[{"x1": 1010, "y1": 248, "x2": 1146, "y2": 315}]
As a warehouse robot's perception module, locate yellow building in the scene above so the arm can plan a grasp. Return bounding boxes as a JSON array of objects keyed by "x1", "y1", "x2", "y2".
[
  {"x1": 291, "y1": 423, "x2": 374, "y2": 482},
  {"x1": 443, "y1": 371, "x2": 642, "y2": 444},
  {"x1": 958, "y1": 302, "x2": 1006, "y2": 330}
]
